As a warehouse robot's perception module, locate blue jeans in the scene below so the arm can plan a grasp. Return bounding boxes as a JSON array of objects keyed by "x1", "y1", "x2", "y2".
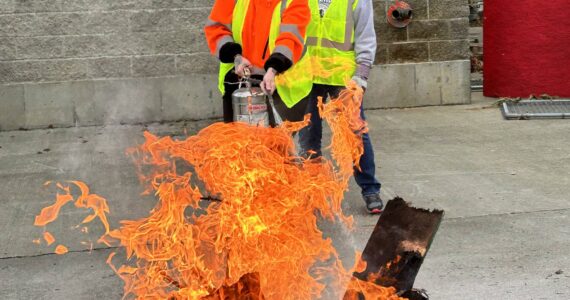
[{"x1": 298, "y1": 84, "x2": 381, "y2": 196}]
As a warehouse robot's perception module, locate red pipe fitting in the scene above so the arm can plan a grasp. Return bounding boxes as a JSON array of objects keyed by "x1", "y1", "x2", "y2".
[{"x1": 387, "y1": 1, "x2": 413, "y2": 28}]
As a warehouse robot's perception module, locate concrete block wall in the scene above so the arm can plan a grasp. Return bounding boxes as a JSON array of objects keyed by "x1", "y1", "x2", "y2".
[
  {"x1": 0, "y1": 0, "x2": 220, "y2": 130},
  {"x1": 0, "y1": 1, "x2": 218, "y2": 81},
  {"x1": 374, "y1": 0, "x2": 470, "y2": 64},
  {"x1": 365, "y1": 0, "x2": 471, "y2": 109},
  {"x1": 0, "y1": 0, "x2": 471, "y2": 131}
]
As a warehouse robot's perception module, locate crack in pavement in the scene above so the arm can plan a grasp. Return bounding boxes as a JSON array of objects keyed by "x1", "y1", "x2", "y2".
[
  {"x1": 444, "y1": 207, "x2": 570, "y2": 220},
  {"x1": 0, "y1": 246, "x2": 120, "y2": 261}
]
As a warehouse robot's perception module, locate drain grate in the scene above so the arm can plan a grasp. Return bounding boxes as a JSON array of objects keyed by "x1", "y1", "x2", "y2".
[{"x1": 501, "y1": 100, "x2": 570, "y2": 120}]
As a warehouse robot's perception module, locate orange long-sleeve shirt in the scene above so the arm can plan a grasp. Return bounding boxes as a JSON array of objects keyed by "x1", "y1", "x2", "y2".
[{"x1": 205, "y1": 0, "x2": 310, "y2": 72}]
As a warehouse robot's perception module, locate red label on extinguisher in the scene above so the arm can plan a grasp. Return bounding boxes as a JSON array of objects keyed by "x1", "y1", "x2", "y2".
[{"x1": 248, "y1": 104, "x2": 267, "y2": 112}]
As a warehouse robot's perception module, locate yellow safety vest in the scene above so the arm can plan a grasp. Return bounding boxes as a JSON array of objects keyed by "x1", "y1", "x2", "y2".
[
  {"x1": 217, "y1": 0, "x2": 313, "y2": 109},
  {"x1": 274, "y1": 0, "x2": 359, "y2": 108},
  {"x1": 305, "y1": 0, "x2": 358, "y2": 86}
]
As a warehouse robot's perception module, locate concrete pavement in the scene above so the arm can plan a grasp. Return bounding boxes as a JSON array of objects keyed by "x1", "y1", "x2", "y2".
[{"x1": 1, "y1": 92, "x2": 569, "y2": 299}]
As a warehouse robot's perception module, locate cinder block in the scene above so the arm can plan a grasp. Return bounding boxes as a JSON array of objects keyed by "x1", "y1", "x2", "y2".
[
  {"x1": 130, "y1": 9, "x2": 208, "y2": 32},
  {"x1": 107, "y1": 0, "x2": 152, "y2": 10},
  {"x1": 132, "y1": 55, "x2": 175, "y2": 77},
  {"x1": 159, "y1": 75, "x2": 221, "y2": 121},
  {"x1": 154, "y1": 30, "x2": 209, "y2": 54},
  {"x1": 408, "y1": 18, "x2": 468, "y2": 42},
  {"x1": 441, "y1": 60, "x2": 470, "y2": 105},
  {"x1": 128, "y1": 32, "x2": 159, "y2": 55},
  {"x1": 138, "y1": 0, "x2": 204, "y2": 9},
  {"x1": 429, "y1": 0, "x2": 470, "y2": 19},
  {"x1": 14, "y1": 0, "x2": 62, "y2": 13},
  {"x1": 24, "y1": 82, "x2": 75, "y2": 128},
  {"x1": 0, "y1": 38, "x2": 17, "y2": 60},
  {"x1": 195, "y1": 0, "x2": 216, "y2": 8},
  {"x1": 375, "y1": 22, "x2": 407, "y2": 43},
  {"x1": 364, "y1": 63, "x2": 417, "y2": 108},
  {"x1": 15, "y1": 36, "x2": 64, "y2": 59},
  {"x1": 56, "y1": 1, "x2": 212, "y2": 14},
  {"x1": 61, "y1": 0, "x2": 110, "y2": 11},
  {"x1": 372, "y1": 1, "x2": 387, "y2": 23},
  {"x1": 429, "y1": 39, "x2": 470, "y2": 61},
  {"x1": 176, "y1": 53, "x2": 218, "y2": 75},
  {"x1": 407, "y1": 20, "x2": 434, "y2": 40},
  {"x1": 61, "y1": 0, "x2": 152, "y2": 11},
  {"x1": 0, "y1": 1, "x2": 16, "y2": 13},
  {"x1": 34, "y1": 12, "x2": 128, "y2": 36},
  {"x1": 0, "y1": 14, "x2": 34, "y2": 37},
  {"x1": 130, "y1": 10, "x2": 171, "y2": 32},
  {"x1": 7, "y1": 27, "x2": 217, "y2": 77},
  {"x1": 388, "y1": 42, "x2": 429, "y2": 63},
  {"x1": 86, "y1": 57, "x2": 131, "y2": 79},
  {"x1": 91, "y1": 78, "x2": 162, "y2": 124},
  {"x1": 33, "y1": 13, "x2": 86, "y2": 36},
  {"x1": 62, "y1": 35, "x2": 109, "y2": 57},
  {"x1": 83, "y1": 11, "x2": 130, "y2": 34},
  {"x1": 105, "y1": 0, "x2": 137, "y2": 10},
  {"x1": 64, "y1": 33, "x2": 157, "y2": 57},
  {"x1": 448, "y1": 18, "x2": 470, "y2": 39},
  {"x1": 0, "y1": 60, "x2": 86, "y2": 83},
  {"x1": 62, "y1": 34, "x2": 133, "y2": 57},
  {"x1": 0, "y1": 61, "x2": 40, "y2": 83},
  {"x1": 414, "y1": 62, "x2": 442, "y2": 106},
  {"x1": 402, "y1": 0, "x2": 428, "y2": 20},
  {"x1": 37, "y1": 59, "x2": 88, "y2": 82},
  {"x1": 375, "y1": 43, "x2": 389, "y2": 64},
  {"x1": 0, "y1": 84, "x2": 25, "y2": 131}
]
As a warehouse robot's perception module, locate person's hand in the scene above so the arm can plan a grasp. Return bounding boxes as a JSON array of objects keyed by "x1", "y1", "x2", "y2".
[
  {"x1": 351, "y1": 75, "x2": 368, "y2": 92},
  {"x1": 261, "y1": 67, "x2": 277, "y2": 95},
  {"x1": 234, "y1": 55, "x2": 252, "y2": 77}
]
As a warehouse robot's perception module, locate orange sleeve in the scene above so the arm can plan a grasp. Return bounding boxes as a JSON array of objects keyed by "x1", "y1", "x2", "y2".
[
  {"x1": 273, "y1": 0, "x2": 310, "y2": 63},
  {"x1": 204, "y1": 0, "x2": 236, "y2": 57}
]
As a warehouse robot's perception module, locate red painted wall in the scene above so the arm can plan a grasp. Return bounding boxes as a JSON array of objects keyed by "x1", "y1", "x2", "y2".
[{"x1": 484, "y1": 0, "x2": 570, "y2": 97}]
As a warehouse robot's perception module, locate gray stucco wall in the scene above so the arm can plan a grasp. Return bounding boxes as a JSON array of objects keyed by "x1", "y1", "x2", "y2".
[{"x1": 0, "y1": 0, "x2": 471, "y2": 131}]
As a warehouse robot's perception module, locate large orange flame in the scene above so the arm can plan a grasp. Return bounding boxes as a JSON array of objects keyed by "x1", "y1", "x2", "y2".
[{"x1": 34, "y1": 82, "x2": 405, "y2": 300}]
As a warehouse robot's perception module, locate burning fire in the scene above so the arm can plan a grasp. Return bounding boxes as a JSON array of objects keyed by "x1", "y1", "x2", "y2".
[{"x1": 33, "y1": 82, "x2": 405, "y2": 299}]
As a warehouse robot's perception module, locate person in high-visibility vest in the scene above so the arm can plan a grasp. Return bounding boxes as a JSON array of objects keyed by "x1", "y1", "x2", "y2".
[
  {"x1": 298, "y1": 0, "x2": 384, "y2": 213},
  {"x1": 204, "y1": 0, "x2": 311, "y2": 123}
]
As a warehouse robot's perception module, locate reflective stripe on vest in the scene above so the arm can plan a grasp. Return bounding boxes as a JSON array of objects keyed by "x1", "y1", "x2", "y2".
[{"x1": 305, "y1": 0, "x2": 358, "y2": 86}]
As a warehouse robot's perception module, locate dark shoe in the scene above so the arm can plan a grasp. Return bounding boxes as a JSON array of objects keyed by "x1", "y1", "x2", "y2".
[{"x1": 363, "y1": 193, "x2": 384, "y2": 214}]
